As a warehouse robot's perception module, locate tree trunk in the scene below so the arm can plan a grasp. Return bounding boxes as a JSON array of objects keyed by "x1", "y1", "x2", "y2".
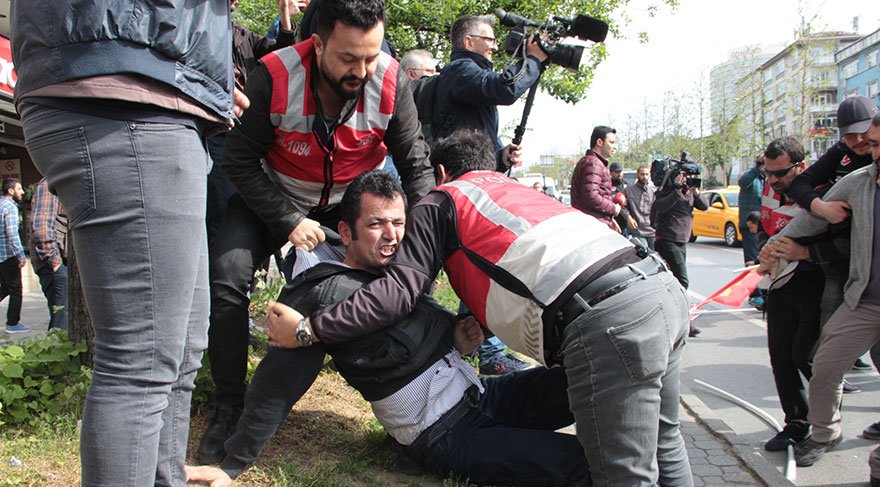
[{"x1": 67, "y1": 230, "x2": 95, "y2": 368}]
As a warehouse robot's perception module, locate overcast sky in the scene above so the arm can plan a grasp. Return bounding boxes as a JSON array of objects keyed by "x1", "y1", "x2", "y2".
[{"x1": 498, "y1": 0, "x2": 880, "y2": 163}]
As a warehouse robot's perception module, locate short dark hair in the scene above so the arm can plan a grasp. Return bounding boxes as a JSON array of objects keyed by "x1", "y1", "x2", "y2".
[
  {"x1": 2, "y1": 178, "x2": 19, "y2": 195},
  {"x1": 450, "y1": 15, "x2": 494, "y2": 51},
  {"x1": 430, "y1": 129, "x2": 496, "y2": 180},
  {"x1": 590, "y1": 126, "x2": 616, "y2": 149},
  {"x1": 873, "y1": 112, "x2": 880, "y2": 127},
  {"x1": 764, "y1": 136, "x2": 804, "y2": 164},
  {"x1": 746, "y1": 211, "x2": 762, "y2": 230},
  {"x1": 316, "y1": 0, "x2": 385, "y2": 41},
  {"x1": 340, "y1": 170, "x2": 405, "y2": 239}
]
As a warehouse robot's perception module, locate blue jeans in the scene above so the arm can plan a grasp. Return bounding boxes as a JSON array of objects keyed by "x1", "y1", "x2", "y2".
[
  {"x1": 21, "y1": 104, "x2": 210, "y2": 487},
  {"x1": 411, "y1": 367, "x2": 591, "y2": 486},
  {"x1": 739, "y1": 223, "x2": 759, "y2": 264},
  {"x1": 36, "y1": 264, "x2": 69, "y2": 331},
  {"x1": 560, "y1": 270, "x2": 692, "y2": 487}
]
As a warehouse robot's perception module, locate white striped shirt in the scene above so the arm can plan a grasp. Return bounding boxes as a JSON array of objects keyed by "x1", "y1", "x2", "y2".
[{"x1": 370, "y1": 351, "x2": 483, "y2": 445}]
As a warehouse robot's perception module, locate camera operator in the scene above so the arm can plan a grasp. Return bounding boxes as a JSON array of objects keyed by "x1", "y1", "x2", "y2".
[
  {"x1": 652, "y1": 171, "x2": 708, "y2": 336},
  {"x1": 432, "y1": 14, "x2": 548, "y2": 170}
]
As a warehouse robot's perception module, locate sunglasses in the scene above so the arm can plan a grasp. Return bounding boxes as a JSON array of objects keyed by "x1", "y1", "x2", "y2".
[{"x1": 765, "y1": 164, "x2": 799, "y2": 178}]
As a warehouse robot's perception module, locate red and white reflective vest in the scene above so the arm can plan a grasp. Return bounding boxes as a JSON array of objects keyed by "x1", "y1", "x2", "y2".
[
  {"x1": 261, "y1": 39, "x2": 397, "y2": 212},
  {"x1": 761, "y1": 184, "x2": 804, "y2": 237},
  {"x1": 437, "y1": 171, "x2": 631, "y2": 365}
]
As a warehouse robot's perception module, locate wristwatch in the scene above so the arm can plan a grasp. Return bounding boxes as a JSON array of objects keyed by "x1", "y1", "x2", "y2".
[{"x1": 295, "y1": 318, "x2": 313, "y2": 347}]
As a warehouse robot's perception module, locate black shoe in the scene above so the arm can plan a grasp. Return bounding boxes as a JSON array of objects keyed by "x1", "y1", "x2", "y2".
[
  {"x1": 795, "y1": 435, "x2": 842, "y2": 467},
  {"x1": 198, "y1": 404, "x2": 242, "y2": 465},
  {"x1": 479, "y1": 353, "x2": 532, "y2": 376},
  {"x1": 764, "y1": 427, "x2": 808, "y2": 452},
  {"x1": 843, "y1": 380, "x2": 862, "y2": 394},
  {"x1": 853, "y1": 358, "x2": 873, "y2": 370},
  {"x1": 688, "y1": 326, "x2": 701, "y2": 338},
  {"x1": 863, "y1": 421, "x2": 880, "y2": 440}
]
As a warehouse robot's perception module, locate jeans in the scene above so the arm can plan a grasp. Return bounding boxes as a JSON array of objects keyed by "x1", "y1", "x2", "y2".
[
  {"x1": 0, "y1": 256, "x2": 23, "y2": 326},
  {"x1": 36, "y1": 264, "x2": 69, "y2": 331},
  {"x1": 410, "y1": 367, "x2": 590, "y2": 486},
  {"x1": 205, "y1": 134, "x2": 236, "y2": 251},
  {"x1": 654, "y1": 238, "x2": 689, "y2": 289},
  {"x1": 219, "y1": 346, "x2": 326, "y2": 477},
  {"x1": 739, "y1": 223, "x2": 759, "y2": 264},
  {"x1": 765, "y1": 266, "x2": 823, "y2": 436},
  {"x1": 21, "y1": 104, "x2": 210, "y2": 487},
  {"x1": 560, "y1": 271, "x2": 692, "y2": 487}
]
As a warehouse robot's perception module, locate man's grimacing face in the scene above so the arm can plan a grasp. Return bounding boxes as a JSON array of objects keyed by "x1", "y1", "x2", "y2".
[{"x1": 340, "y1": 193, "x2": 406, "y2": 273}]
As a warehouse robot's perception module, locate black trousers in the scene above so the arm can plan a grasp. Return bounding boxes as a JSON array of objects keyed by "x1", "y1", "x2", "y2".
[
  {"x1": 765, "y1": 265, "x2": 824, "y2": 434},
  {"x1": 0, "y1": 256, "x2": 23, "y2": 326},
  {"x1": 654, "y1": 238, "x2": 688, "y2": 289}
]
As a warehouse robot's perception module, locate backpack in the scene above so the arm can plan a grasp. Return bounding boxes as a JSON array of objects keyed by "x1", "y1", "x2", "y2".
[{"x1": 409, "y1": 74, "x2": 453, "y2": 145}]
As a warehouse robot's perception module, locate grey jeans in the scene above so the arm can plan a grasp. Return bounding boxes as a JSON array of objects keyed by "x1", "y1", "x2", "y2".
[
  {"x1": 21, "y1": 104, "x2": 210, "y2": 487},
  {"x1": 560, "y1": 270, "x2": 692, "y2": 487}
]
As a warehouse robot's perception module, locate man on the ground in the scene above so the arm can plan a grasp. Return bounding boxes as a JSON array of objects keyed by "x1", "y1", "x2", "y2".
[
  {"x1": 28, "y1": 178, "x2": 68, "y2": 331},
  {"x1": 188, "y1": 170, "x2": 592, "y2": 486},
  {"x1": 0, "y1": 179, "x2": 27, "y2": 334},
  {"x1": 201, "y1": 0, "x2": 435, "y2": 465},
  {"x1": 571, "y1": 126, "x2": 622, "y2": 230},
  {"x1": 13, "y1": 1, "x2": 238, "y2": 483},
  {"x1": 266, "y1": 129, "x2": 693, "y2": 487},
  {"x1": 623, "y1": 165, "x2": 656, "y2": 250}
]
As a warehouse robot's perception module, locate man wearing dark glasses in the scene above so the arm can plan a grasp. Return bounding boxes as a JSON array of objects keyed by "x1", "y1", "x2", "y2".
[{"x1": 200, "y1": 0, "x2": 434, "y2": 465}]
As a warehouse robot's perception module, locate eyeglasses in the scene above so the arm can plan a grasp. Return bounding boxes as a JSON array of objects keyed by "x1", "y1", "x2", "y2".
[
  {"x1": 765, "y1": 164, "x2": 799, "y2": 178},
  {"x1": 467, "y1": 34, "x2": 497, "y2": 45}
]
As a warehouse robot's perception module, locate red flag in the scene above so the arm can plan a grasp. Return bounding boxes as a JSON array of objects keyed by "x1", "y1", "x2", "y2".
[{"x1": 693, "y1": 269, "x2": 762, "y2": 311}]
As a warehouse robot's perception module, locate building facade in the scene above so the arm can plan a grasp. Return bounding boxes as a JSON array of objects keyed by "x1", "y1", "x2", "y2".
[{"x1": 836, "y1": 27, "x2": 880, "y2": 105}]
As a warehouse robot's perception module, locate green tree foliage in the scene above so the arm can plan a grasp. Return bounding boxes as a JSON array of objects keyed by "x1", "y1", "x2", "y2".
[{"x1": 232, "y1": 0, "x2": 678, "y2": 104}]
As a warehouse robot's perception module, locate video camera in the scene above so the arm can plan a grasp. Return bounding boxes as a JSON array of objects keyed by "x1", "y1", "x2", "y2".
[
  {"x1": 650, "y1": 151, "x2": 702, "y2": 190},
  {"x1": 495, "y1": 9, "x2": 609, "y2": 72}
]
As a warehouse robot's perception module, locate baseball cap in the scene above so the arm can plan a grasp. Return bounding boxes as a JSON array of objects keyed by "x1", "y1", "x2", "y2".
[
  {"x1": 837, "y1": 96, "x2": 878, "y2": 136},
  {"x1": 609, "y1": 162, "x2": 623, "y2": 172}
]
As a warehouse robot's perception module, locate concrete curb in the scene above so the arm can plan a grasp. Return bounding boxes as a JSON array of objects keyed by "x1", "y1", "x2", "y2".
[{"x1": 680, "y1": 392, "x2": 795, "y2": 487}]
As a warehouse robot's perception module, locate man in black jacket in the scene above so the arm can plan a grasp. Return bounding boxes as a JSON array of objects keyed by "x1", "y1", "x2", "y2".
[
  {"x1": 200, "y1": 0, "x2": 435, "y2": 465},
  {"x1": 432, "y1": 14, "x2": 547, "y2": 171}
]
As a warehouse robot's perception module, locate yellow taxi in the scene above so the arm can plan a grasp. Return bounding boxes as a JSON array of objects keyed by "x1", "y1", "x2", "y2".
[{"x1": 690, "y1": 186, "x2": 742, "y2": 247}]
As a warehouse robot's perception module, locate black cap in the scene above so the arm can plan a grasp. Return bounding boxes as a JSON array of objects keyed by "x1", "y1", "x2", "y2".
[
  {"x1": 609, "y1": 162, "x2": 623, "y2": 172},
  {"x1": 837, "y1": 96, "x2": 878, "y2": 136}
]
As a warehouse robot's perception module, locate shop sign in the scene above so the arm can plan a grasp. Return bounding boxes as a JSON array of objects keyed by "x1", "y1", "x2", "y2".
[
  {"x1": 0, "y1": 36, "x2": 17, "y2": 97},
  {"x1": 0, "y1": 159, "x2": 21, "y2": 180}
]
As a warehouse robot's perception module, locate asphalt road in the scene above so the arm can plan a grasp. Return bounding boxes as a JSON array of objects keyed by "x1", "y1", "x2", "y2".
[{"x1": 681, "y1": 237, "x2": 879, "y2": 487}]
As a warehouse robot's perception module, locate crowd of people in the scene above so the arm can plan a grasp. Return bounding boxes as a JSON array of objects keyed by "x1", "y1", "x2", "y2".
[{"x1": 6, "y1": 0, "x2": 880, "y2": 486}]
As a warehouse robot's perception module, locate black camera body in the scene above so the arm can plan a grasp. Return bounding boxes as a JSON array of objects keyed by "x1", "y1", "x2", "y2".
[
  {"x1": 495, "y1": 9, "x2": 608, "y2": 72},
  {"x1": 651, "y1": 151, "x2": 702, "y2": 190}
]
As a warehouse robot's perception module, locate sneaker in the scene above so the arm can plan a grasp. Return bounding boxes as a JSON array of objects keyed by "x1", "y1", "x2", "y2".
[
  {"x1": 198, "y1": 404, "x2": 242, "y2": 465},
  {"x1": 764, "y1": 426, "x2": 808, "y2": 452},
  {"x1": 843, "y1": 380, "x2": 862, "y2": 394},
  {"x1": 748, "y1": 297, "x2": 765, "y2": 310},
  {"x1": 863, "y1": 421, "x2": 880, "y2": 440},
  {"x1": 853, "y1": 358, "x2": 873, "y2": 370},
  {"x1": 795, "y1": 435, "x2": 842, "y2": 467},
  {"x1": 688, "y1": 326, "x2": 702, "y2": 338},
  {"x1": 479, "y1": 353, "x2": 532, "y2": 376},
  {"x1": 3, "y1": 323, "x2": 31, "y2": 334}
]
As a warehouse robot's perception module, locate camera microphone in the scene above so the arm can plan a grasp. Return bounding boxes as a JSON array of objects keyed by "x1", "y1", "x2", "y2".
[{"x1": 494, "y1": 9, "x2": 543, "y2": 29}]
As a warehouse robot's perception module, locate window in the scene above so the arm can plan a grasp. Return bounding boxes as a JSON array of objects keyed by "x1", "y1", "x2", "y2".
[
  {"x1": 776, "y1": 82, "x2": 786, "y2": 98},
  {"x1": 775, "y1": 60, "x2": 785, "y2": 78},
  {"x1": 869, "y1": 81, "x2": 880, "y2": 98},
  {"x1": 845, "y1": 88, "x2": 860, "y2": 99},
  {"x1": 868, "y1": 50, "x2": 879, "y2": 69},
  {"x1": 763, "y1": 69, "x2": 773, "y2": 84},
  {"x1": 842, "y1": 60, "x2": 859, "y2": 79},
  {"x1": 812, "y1": 92, "x2": 836, "y2": 105}
]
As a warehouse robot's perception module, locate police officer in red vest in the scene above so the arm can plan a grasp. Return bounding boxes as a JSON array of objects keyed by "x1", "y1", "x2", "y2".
[
  {"x1": 266, "y1": 129, "x2": 694, "y2": 487},
  {"x1": 200, "y1": 0, "x2": 435, "y2": 464}
]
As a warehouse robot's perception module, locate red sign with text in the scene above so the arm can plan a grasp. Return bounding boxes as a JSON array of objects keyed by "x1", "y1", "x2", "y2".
[{"x1": 0, "y1": 36, "x2": 17, "y2": 97}]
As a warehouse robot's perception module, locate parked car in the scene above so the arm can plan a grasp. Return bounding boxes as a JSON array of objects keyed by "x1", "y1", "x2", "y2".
[
  {"x1": 622, "y1": 170, "x2": 637, "y2": 186},
  {"x1": 690, "y1": 187, "x2": 742, "y2": 247}
]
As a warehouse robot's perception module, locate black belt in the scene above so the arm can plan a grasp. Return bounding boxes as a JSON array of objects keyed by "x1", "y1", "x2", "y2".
[
  {"x1": 407, "y1": 384, "x2": 480, "y2": 457},
  {"x1": 557, "y1": 254, "x2": 667, "y2": 329}
]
